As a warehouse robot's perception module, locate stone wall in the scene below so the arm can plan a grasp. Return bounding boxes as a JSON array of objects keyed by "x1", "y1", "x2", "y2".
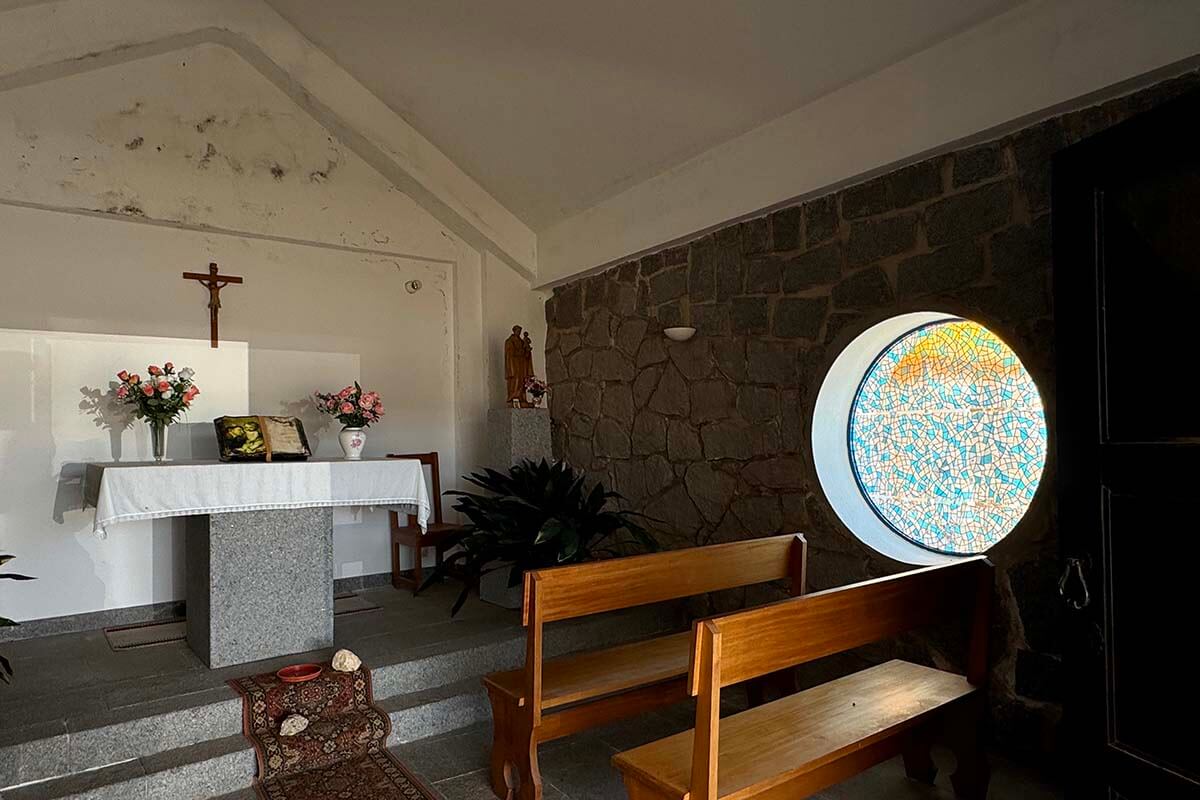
[{"x1": 543, "y1": 71, "x2": 1199, "y2": 761}]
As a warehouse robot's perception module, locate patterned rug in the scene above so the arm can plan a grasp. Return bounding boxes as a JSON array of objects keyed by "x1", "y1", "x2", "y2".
[{"x1": 230, "y1": 661, "x2": 438, "y2": 800}]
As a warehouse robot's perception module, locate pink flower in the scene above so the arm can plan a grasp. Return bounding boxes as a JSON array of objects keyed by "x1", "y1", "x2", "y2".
[
  {"x1": 148, "y1": 365, "x2": 163, "y2": 376},
  {"x1": 185, "y1": 386, "x2": 200, "y2": 399},
  {"x1": 117, "y1": 370, "x2": 129, "y2": 381},
  {"x1": 157, "y1": 380, "x2": 170, "y2": 392},
  {"x1": 116, "y1": 385, "x2": 129, "y2": 399},
  {"x1": 338, "y1": 386, "x2": 354, "y2": 400},
  {"x1": 141, "y1": 383, "x2": 155, "y2": 397},
  {"x1": 359, "y1": 395, "x2": 374, "y2": 409},
  {"x1": 340, "y1": 401, "x2": 355, "y2": 414},
  {"x1": 129, "y1": 374, "x2": 140, "y2": 384}
]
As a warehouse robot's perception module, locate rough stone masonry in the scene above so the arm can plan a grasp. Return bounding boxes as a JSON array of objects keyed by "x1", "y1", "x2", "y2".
[{"x1": 542, "y1": 70, "x2": 1200, "y2": 761}]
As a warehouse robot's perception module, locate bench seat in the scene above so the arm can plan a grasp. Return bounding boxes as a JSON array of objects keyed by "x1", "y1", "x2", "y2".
[
  {"x1": 613, "y1": 660, "x2": 976, "y2": 800},
  {"x1": 484, "y1": 630, "x2": 693, "y2": 709}
]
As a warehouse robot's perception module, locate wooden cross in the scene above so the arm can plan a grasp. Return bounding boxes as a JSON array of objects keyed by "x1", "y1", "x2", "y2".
[{"x1": 182, "y1": 263, "x2": 243, "y2": 348}]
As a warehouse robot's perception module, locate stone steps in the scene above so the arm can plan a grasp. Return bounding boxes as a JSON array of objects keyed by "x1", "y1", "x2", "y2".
[
  {"x1": 0, "y1": 682, "x2": 492, "y2": 800},
  {"x1": 0, "y1": 734, "x2": 255, "y2": 800},
  {"x1": 0, "y1": 688, "x2": 244, "y2": 789},
  {"x1": 383, "y1": 678, "x2": 491, "y2": 745},
  {"x1": 0, "y1": 603, "x2": 682, "y2": 798}
]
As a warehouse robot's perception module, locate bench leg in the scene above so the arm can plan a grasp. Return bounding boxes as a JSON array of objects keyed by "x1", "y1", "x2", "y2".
[
  {"x1": 487, "y1": 688, "x2": 543, "y2": 800},
  {"x1": 949, "y1": 697, "x2": 991, "y2": 799},
  {"x1": 902, "y1": 722, "x2": 938, "y2": 785}
]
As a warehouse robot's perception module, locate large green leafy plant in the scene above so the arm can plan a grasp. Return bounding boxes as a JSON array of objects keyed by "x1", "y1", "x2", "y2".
[
  {"x1": 1, "y1": 554, "x2": 35, "y2": 684},
  {"x1": 427, "y1": 459, "x2": 657, "y2": 615}
]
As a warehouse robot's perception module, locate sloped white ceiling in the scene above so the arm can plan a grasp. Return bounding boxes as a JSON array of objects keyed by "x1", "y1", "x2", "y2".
[
  {"x1": 265, "y1": 0, "x2": 1025, "y2": 230},
  {"x1": 0, "y1": 41, "x2": 456, "y2": 259}
]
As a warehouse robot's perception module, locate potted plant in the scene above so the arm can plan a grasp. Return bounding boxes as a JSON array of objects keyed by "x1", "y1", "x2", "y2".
[
  {"x1": 1, "y1": 553, "x2": 35, "y2": 685},
  {"x1": 313, "y1": 382, "x2": 385, "y2": 460},
  {"x1": 425, "y1": 459, "x2": 657, "y2": 615},
  {"x1": 112, "y1": 362, "x2": 200, "y2": 462}
]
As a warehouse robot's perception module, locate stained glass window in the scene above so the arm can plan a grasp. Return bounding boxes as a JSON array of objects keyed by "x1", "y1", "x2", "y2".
[{"x1": 848, "y1": 319, "x2": 1046, "y2": 555}]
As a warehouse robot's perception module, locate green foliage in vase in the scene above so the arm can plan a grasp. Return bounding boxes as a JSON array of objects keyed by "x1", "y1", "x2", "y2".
[
  {"x1": 0, "y1": 554, "x2": 35, "y2": 685},
  {"x1": 425, "y1": 459, "x2": 657, "y2": 616}
]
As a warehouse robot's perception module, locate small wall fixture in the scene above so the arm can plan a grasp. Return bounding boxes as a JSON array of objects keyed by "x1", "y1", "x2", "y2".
[
  {"x1": 663, "y1": 326, "x2": 697, "y2": 342},
  {"x1": 405, "y1": 279, "x2": 423, "y2": 294}
]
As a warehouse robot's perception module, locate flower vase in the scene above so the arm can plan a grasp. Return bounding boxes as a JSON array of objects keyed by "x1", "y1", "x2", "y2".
[
  {"x1": 150, "y1": 420, "x2": 169, "y2": 462},
  {"x1": 339, "y1": 427, "x2": 366, "y2": 460}
]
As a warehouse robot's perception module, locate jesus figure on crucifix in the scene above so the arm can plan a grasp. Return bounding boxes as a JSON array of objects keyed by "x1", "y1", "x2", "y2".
[{"x1": 182, "y1": 263, "x2": 243, "y2": 348}]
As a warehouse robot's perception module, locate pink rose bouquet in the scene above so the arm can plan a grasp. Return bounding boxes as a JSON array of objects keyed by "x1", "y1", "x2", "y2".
[
  {"x1": 524, "y1": 376, "x2": 548, "y2": 406},
  {"x1": 113, "y1": 362, "x2": 200, "y2": 425},
  {"x1": 314, "y1": 382, "x2": 385, "y2": 428}
]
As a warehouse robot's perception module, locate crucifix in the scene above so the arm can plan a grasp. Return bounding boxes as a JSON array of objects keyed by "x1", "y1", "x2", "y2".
[{"x1": 182, "y1": 262, "x2": 243, "y2": 348}]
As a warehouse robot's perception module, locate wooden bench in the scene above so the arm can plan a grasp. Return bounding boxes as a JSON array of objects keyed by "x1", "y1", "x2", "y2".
[
  {"x1": 483, "y1": 533, "x2": 808, "y2": 800},
  {"x1": 613, "y1": 557, "x2": 994, "y2": 800}
]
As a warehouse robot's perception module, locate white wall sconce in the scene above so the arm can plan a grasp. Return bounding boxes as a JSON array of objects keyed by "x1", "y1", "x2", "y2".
[{"x1": 663, "y1": 297, "x2": 696, "y2": 341}]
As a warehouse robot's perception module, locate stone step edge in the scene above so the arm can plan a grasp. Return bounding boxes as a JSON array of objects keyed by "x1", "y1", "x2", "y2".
[
  {"x1": 0, "y1": 604, "x2": 681, "y2": 772},
  {"x1": 2, "y1": 682, "x2": 494, "y2": 800},
  {"x1": 0, "y1": 603, "x2": 682, "y2": 789},
  {"x1": 382, "y1": 677, "x2": 491, "y2": 746},
  {"x1": 0, "y1": 734, "x2": 254, "y2": 800}
]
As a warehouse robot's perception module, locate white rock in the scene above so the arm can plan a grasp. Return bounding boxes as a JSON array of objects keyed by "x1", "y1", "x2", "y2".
[
  {"x1": 331, "y1": 648, "x2": 361, "y2": 672},
  {"x1": 279, "y1": 714, "x2": 308, "y2": 736}
]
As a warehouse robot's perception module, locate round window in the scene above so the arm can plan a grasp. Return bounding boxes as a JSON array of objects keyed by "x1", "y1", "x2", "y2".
[{"x1": 814, "y1": 313, "x2": 1046, "y2": 563}]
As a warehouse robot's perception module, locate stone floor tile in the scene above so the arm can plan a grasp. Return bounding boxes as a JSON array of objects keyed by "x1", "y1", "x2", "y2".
[
  {"x1": 392, "y1": 725, "x2": 492, "y2": 783},
  {"x1": 537, "y1": 739, "x2": 626, "y2": 800},
  {"x1": 433, "y1": 767, "x2": 570, "y2": 800}
]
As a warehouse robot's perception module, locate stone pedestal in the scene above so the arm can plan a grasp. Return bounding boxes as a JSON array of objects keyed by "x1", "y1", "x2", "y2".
[
  {"x1": 186, "y1": 507, "x2": 333, "y2": 668},
  {"x1": 488, "y1": 407, "x2": 552, "y2": 468}
]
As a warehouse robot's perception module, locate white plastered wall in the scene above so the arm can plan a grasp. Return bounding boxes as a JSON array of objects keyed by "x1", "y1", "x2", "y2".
[{"x1": 0, "y1": 7, "x2": 545, "y2": 622}]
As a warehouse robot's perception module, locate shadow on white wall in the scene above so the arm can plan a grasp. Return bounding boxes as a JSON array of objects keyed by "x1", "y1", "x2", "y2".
[{"x1": 0, "y1": 328, "x2": 249, "y2": 622}]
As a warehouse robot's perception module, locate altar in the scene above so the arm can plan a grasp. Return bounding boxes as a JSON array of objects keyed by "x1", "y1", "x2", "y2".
[{"x1": 84, "y1": 458, "x2": 431, "y2": 668}]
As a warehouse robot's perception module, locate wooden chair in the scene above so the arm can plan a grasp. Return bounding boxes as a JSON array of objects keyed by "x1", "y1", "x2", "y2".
[
  {"x1": 613, "y1": 557, "x2": 994, "y2": 800},
  {"x1": 483, "y1": 533, "x2": 808, "y2": 800},
  {"x1": 386, "y1": 451, "x2": 466, "y2": 594}
]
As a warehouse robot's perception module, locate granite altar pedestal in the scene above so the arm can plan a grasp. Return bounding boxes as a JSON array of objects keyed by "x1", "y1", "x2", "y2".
[
  {"x1": 86, "y1": 459, "x2": 431, "y2": 668},
  {"x1": 487, "y1": 407, "x2": 552, "y2": 468},
  {"x1": 185, "y1": 508, "x2": 333, "y2": 668}
]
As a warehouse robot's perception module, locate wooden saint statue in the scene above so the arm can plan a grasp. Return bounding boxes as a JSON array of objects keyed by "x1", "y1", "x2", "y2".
[{"x1": 505, "y1": 325, "x2": 535, "y2": 407}]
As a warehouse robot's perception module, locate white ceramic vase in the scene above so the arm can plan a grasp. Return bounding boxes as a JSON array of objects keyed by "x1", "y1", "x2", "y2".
[{"x1": 339, "y1": 426, "x2": 366, "y2": 460}]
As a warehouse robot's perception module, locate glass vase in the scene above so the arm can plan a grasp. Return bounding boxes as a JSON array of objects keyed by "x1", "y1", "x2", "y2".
[{"x1": 150, "y1": 419, "x2": 169, "y2": 463}]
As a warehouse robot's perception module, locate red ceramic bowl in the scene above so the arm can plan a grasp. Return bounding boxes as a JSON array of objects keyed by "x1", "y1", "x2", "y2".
[{"x1": 276, "y1": 663, "x2": 323, "y2": 683}]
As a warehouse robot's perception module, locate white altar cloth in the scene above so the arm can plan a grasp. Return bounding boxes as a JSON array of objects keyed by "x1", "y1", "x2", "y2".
[{"x1": 84, "y1": 458, "x2": 431, "y2": 538}]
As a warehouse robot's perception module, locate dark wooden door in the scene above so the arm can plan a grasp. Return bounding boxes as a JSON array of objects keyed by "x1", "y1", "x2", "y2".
[{"x1": 1054, "y1": 89, "x2": 1200, "y2": 799}]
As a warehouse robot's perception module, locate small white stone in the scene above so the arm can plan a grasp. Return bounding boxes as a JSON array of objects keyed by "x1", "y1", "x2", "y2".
[
  {"x1": 331, "y1": 648, "x2": 361, "y2": 672},
  {"x1": 279, "y1": 714, "x2": 308, "y2": 737}
]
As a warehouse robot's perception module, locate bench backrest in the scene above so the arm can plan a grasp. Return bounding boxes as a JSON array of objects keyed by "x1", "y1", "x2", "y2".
[
  {"x1": 519, "y1": 533, "x2": 808, "y2": 721},
  {"x1": 524, "y1": 532, "x2": 808, "y2": 625},
  {"x1": 686, "y1": 557, "x2": 993, "y2": 799}
]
